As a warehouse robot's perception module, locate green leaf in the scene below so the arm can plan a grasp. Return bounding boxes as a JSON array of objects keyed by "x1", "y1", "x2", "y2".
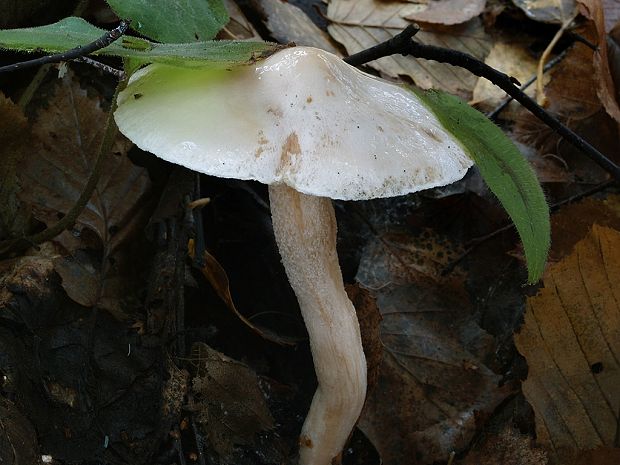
[
  {"x1": 106, "y1": 0, "x2": 228, "y2": 42},
  {"x1": 0, "y1": 17, "x2": 280, "y2": 68},
  {"x1": 411, "y1": 88, "x2": 550, "y2": 283}
]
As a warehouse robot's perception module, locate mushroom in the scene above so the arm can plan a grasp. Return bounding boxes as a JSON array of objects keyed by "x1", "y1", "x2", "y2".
[{"x1": 114, "y1": 46, "x2": 473, "y2": 465}]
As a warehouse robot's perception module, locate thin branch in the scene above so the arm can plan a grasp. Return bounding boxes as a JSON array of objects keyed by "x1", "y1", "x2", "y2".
[
  {"x1": 344, "y1": 28, "x2": 620, "y2": 182},
  {"x1": 0, "y1": 19, "x2": 131, "y2": 74}
]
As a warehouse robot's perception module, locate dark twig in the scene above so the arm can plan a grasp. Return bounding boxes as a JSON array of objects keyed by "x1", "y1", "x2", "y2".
[
  {"x1": 344, "y1": 28, "x2": 620, "y2": 182},
  {"x1": 343, "y1": 24, "x2": 421, "y2": 67},
  {"x1": 0, "y1": 20, "x2": 131, "y2": 74},
  {"x1": 487, "y1": 50, "x2": 567, "y2": 120}
]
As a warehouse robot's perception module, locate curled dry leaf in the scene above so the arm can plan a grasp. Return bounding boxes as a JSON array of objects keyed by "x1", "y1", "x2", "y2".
[
  {"x1": 578, "y1": 0, "x2": 620, "y2": 123},
  {"x1": 190, "y1": 343, "x2": 274, "y2": 461},
  {"x1": 327, "y1": 0, "x2": 492, "y2": 98},
  {"x1": 190, "y1": 241, "x2": 296, "y2": 346},
  {"x1": 402, "y1": 0, "x2": 486, "y2": 26},
  {"x1": 356, "y1": 230, "x2": 513, "y2": 464},
  {"x1": 515, "y1": 224, "x2": 620, "y2": 462}
]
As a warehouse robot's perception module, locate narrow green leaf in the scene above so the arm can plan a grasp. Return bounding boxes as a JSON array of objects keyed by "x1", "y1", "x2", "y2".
[
  {"x1": 411, "y1": 88, "x2": 550, "y2": 283},
  {"x1": 0, "y1": 17, "x2": 280, "y2": 68},
  {"x1": 106, "y1": 0, "x2": 228, "y2": 42}
]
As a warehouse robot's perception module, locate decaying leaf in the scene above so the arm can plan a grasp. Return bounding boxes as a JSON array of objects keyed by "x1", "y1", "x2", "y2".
[
  {"x1": 0, "y1": 398, "x2": 42, "y2": 465},
  {"x1": 161, "y1": 355, "x2": 189, "y2": 420},
  {"x1": 0, "y1": 94, "x2": 30, "y2": 240},
  {"x1": 327, "y1": 0, "x2": 492, "y2": 98},
  {"x1": 15, "y1": 72, "x2": 152, "y2": 313},
  {"x1": 0, "y1": 243, "x2": 58, "y2": 314},
  {"x1": 257, "y1": 0, "x2": 340, "y2": 52},
  {"x1": 356, "y1": 230, "x2": 513, "y2": 464},
  {"x1": 515, "y1": 224, "x2": 620, "y2": 462},
  {"x1": 462, "y1": 426, "x2": 548, "y2": 465},
  {"x1": 19, "y1": 73, "x2": 151, "y2": 254},
  {"x1": 403, "y1": 0, "x2": 486, "y2": 25},
  {"x1": 190, "y1": 343, "x2": 274, "y2": 461}
]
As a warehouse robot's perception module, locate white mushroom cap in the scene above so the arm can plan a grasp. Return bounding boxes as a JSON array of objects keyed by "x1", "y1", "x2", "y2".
[{"x1": 115, "y1": 46, "x2": 472, "y2": 200}]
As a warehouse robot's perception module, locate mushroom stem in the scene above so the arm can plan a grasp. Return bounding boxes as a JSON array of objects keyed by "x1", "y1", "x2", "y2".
[{"x1": 268, "y1": 184, "x2": 367, "y2": 465}]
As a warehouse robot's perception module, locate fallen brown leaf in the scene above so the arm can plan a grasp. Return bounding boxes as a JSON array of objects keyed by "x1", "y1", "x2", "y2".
[
  {"x1": 356, "y1": 230, "x2": 513, "y2": 464},
  {"x1": 515, "y1": 224, "x2": 620, "y2": 462}
]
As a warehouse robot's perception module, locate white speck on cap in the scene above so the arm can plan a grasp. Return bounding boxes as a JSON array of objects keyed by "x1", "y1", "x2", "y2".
[{"x1": 114, "y1": 47, "x2": 472, "y2": 200}]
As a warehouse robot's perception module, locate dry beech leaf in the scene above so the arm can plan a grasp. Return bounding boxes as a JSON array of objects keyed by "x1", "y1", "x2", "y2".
[
  {"x1": 190, "y1": 343, "x2": 274, "y2": 460},
  {"x1": 515, "y1": 224, "x2": 620, "y2": 462},
  {"x1": 257, "y1": 0, "x2": 340, "y2": 53},
  {"x1": 513, "y1": 0, "x2": 578, "y2": 23},
  {"x1": 461, "y1": 426, "x2": 548, "y2": 465},
  {"x1": 219, "y1": 0, "x2": 261, "y2": 40},
  {"x1": 403, "y1": 0, "x2": 486, "y2": 25},
  {"x1": 356, "y1": 230, "x2": 513, "y2": 464},
  {"x1": 578, "y1": 0, "x2": 620, "y2": 122},
  {"x1": 327, "y1": 0, "x2": 492, "y2": 98}
]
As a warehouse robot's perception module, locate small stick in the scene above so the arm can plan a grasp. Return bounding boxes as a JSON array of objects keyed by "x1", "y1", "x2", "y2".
[
  {"x1": 343, "y1": 27, "x2": 620, "y2": 182},
  {"x1": 0, "y1": 19, "x2": 131, "y2": 74}
]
